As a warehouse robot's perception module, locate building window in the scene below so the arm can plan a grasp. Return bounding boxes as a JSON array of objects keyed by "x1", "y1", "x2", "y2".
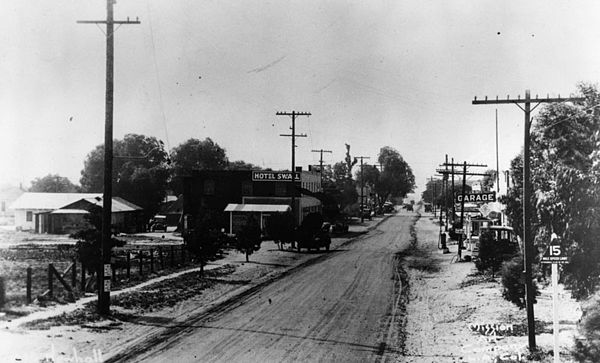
[
  {"x1": 26, "y1": 211, "x2": 33, "y2": 222},
  {"x1": 275, "y1": 182, "x2": 286, "y2": 196},
  {"x1": 241, "y1": 181, "x2": 253, "y2": 196},
  {"x1": 203, "y1": 180, "x2": 215, "y2": 195}
]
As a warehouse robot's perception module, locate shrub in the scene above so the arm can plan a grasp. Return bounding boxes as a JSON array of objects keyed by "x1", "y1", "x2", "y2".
[
  {"x1": 572, "y1": 292, "x2": 600, "y2": 362},
  {"x1": 501, "y1": 254, "x2": 538, "y2": 309},
  {"x1": 236, "y1": 216, "x2": 262, "y2": 262}
]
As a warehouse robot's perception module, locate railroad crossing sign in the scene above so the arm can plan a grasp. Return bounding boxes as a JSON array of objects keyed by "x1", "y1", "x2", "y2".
[{"x1": 541, "y1": 244, "x2": 569, "y2": 264}]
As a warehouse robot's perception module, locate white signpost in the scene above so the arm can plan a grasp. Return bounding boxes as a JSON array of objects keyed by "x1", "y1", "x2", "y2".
[{"x1": 541, "y1": 236, "x2": 569, "y2": 363}]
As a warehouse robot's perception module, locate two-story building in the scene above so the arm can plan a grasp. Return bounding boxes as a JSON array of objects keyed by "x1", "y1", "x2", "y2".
[{"x1": 182, "y1": 168, "x2": 322, "y2": 234}]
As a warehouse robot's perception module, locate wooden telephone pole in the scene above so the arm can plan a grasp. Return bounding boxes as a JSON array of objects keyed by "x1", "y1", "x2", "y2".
[
  {"x1": 355, "y1": 156, "x2": 370, "y2": 222},
  {"x1": 473, "y1": 90, "x2": 585, "y2": 351},
  {"x1": 78, "y1": 0, "x2": 139, "y2": 316},
  {"x1": 277, "y1": 111, "x2": 310, "y2": 225},
  {"x1": 311, "y1": 149, "x2": 332, "y2": 190}
]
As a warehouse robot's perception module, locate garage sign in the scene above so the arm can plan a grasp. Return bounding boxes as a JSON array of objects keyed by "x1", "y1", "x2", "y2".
[
  {"x1": 455, "y1": 192, "x2": 496, "y2": 203},
  {"x1": 252, "y1": 171, "x2": 300, "y2": 182}
]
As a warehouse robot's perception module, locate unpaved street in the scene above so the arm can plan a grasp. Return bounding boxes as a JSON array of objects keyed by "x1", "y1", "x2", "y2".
[{"x1": 112, "y1": 214, "x2": 415, "y2": 363}]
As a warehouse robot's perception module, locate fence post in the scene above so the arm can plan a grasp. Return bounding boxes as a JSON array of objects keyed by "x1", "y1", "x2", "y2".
[
  {"x1": 126, "y1": 252, "x2": 131, "y2": 279},
  {"x1": 150, "y1": 249, "x2": 155, "y2": 273},
  {"x1": 71, "y1": 258, "x2": 77, "y2": 289},
  {"x1": 0, "y1": 276, "x2": 5, "y2": 309},
  {"x1": 158, "y1": 247, "x2": 164, "y2": 270},
  {"x1": 26, "y1": 267, "x2": 32, "y2": 304},
  {"x1": 48, "y1": 263, "x2": 54, "y2": 299},
  {"x1": 170, "y1": 246, "x2": 175, "y2": 267},
  {"x1": 139, "y1": 251, "x2": 143, "y2": 276},
  {"x1": 81, "y1": 264, "x2": 86, "y2": 292}
]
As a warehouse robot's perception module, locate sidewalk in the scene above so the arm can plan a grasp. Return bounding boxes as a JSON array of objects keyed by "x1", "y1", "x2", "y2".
[
  {"x1": 403, "y1": 212, "x2": 582, "y2": 363},
  {"x1": 0, "y1": 213, "x2": 393, "y2": 362}
]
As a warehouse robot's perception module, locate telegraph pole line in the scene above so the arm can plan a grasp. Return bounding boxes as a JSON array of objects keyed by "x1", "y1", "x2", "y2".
[
  {"x1": 473, "y1": 90, "x2": 585, "y2": 352},
  {"x1": 355, "y1": 156, "x2": 370, "y2": 222},
  {"x1": 77, "y1": 0, "x2": 139, "y2": 316},
  {"x1": 445, "y1": 155, "x2": 449, "y2": 231},
  {"x1": 277, "y1": 111, "x2": 310, "y2": 225},
  {"x1": 311, "y1": 149, "x2": 332, "y2": 190},
  {"x1": 437, "y1": 162, "x2": 489, "y2": 259}
]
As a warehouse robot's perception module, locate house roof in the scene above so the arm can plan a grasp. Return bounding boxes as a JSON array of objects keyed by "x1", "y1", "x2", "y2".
[
  {"x1": 9, "y1": 192, "x2": 101, "y2": 210},
  {"x1": 224, "y1": 203, "x2": 291, "y2": 213},
  {"x1": 50, "y1": 209, "x2": 90, "y2": 215},
  {"x1": 76, "y1": 197, "x2": 143, "y2": 212}
]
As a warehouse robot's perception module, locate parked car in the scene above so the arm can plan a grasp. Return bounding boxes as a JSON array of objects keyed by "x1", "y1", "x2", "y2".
[
  {"x1": 383, "y1": 202, "x2": 395, "y2": 213},
  {"x1": 473, "y1": 225, "x2": 521, "y2": 256},
  {"x1": 149, "y1": 215, "x2": 168, "y2": 232},
  {"x1": 360, "y1": 207, "x2": 373, "y2": 220},
  {"x1": 296, "y1": 213, "x2": 331, "y2": 252}
]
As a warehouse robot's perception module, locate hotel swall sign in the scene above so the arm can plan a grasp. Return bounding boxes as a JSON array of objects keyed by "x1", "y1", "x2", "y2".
[
  {"x1": 455, "y1": 192, "x2": 496, "y2": 203},
  {"x1": 252, "y1": 171, "x2": 300, "y2": 182}
]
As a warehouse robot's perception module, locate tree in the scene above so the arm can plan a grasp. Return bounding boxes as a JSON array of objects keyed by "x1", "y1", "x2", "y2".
[
  {"x1": 480, "y1": 169, "x2": 498, "y2": 192},
  {"x1": 499, "y1": 83, "x2": 600, "y2": 300},
  {"x1": 343, "y1": 143, "x2": 358, "y2": 179},
  {"x1": 227, "y1": 160, "x2": 261, "y2": 170},
  {"x1": 30, "y1": 174, "x2": 79, "y2": 193},
  {"x1": 80, "y1": 134, "x2": 170, "y2": 221},
  {"x1": 170, "y1": 138, "x2": 228, "y2": 176},
  {"x1": 236, "y1": 215, "x2": 262, "y2": 262},
  {"x1": 375, "y1": 146, "x2": 415, "y2": 203}
]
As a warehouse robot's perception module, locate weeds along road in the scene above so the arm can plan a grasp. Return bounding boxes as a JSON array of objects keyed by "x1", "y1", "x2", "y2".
[{"x1": 118, "y1": 213, "x2": 417, "y2": 363}]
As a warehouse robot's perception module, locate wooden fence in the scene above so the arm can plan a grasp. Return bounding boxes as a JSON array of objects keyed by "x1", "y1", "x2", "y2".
[{"x1": 1, "y1": 245, "x2": 192, "y2": 307}]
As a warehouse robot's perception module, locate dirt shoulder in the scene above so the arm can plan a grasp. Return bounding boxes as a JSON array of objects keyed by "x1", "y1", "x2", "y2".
[
  {"x1": 0, "y1": 213, "x2": 394, "y2": 363},
  {"x1": 402, "y1": 213, "x2": 582, "y2": 363}
]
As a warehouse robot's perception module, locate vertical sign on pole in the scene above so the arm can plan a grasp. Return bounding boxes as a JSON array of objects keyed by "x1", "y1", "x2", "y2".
[{"x1": 541, "y1": 234, "x2": 569, "y2": 363}]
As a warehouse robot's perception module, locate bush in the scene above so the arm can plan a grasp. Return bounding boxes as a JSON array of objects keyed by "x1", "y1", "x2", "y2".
[
  {"x1": 572, "y1": 292, "x2": 600, "y2": 362},
  {"x1": 501, "y1": 254, "x2": 538, "y2": 309},
  {"x1": 236, "y1": 216, "x2": 262, "y2": 262},
  {"x1": 185, "y1": 209, "x2": 226, "y2": 264}
]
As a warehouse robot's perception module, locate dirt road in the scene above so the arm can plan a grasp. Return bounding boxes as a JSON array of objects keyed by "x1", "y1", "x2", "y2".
[{"x1": 112, "y1": 213, "x2": 415, "y2": 363}]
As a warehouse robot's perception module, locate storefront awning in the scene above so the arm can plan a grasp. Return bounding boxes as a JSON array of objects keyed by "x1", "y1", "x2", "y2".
[{"x1": 224, "y1": 204, "x2": 291, "y2": 213}]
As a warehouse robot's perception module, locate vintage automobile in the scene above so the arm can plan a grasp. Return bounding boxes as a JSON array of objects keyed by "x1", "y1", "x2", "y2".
[
  {"x1": 473, "y1": 225, "x2": 521, "y2": 256},
  {"x1": 296, "y1": 213, "x2": 331, "y2": 252},
  {"x1": 149, "y1": 215, "x2": 168, "y2": 232}
]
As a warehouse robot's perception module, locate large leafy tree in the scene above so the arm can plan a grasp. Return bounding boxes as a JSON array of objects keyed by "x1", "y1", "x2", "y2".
[
  {"x1": 376, "y1": 146, "x2": 415, "y2": 202},
  {"x1": 501, "y1": 83, "x2": 600, "y2": 299},
  {"x1": 170, "y1": 138, "x2": 228, "y2": 176},
  {"x1": 30, "y1": 174, "x2": 80, "y2": 193},
  {"x1": 80, "y1": 134, "x2": 170, "y2": 219}
]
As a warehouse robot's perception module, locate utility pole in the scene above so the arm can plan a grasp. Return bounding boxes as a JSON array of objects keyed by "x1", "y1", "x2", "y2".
[
  {"x1": 428, "y1": 177, "x2": 437, "y2": 217},
  {"x1": 496, "y1": 109, "x2": 500, "y2": 194},
  {"x1": 355, "y1": 156, "x2": 370, "y2": 222},
  {"x1": 445, "y1": 155, "x2": 449, "y2": 231},
  {"x1": 277, "y1": 111, "x2": 310, "y2": 226},
  {"x1": 473, "y1": 90, "x2": 584, "y2": 352},
  {"x1": 311, "y1": 149, "x2": 332, "y2": 190},
  {"x1": 78, "y1": 0, "x2": 139, "y2": 316},
  {"x1": 436, "y1": 162, "x2": 489, "y2": 259},
  {"x1": 439, "y1": 161, "x2": 487, "y2": 229}
]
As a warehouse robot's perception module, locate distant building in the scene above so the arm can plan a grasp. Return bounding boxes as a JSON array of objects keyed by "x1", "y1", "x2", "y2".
[
  {"x1": 0, "y1": 184, "x2": 25, "y2": 225},
  {"x1": 10, "y1": 192, "x2": 101, "y2": 231},
  {"x1": 9, "y1": 192, "x2": 144, "y2": 234},
  {"x1": 182, "y1": 169, "x2": 322, "y2": 232}
]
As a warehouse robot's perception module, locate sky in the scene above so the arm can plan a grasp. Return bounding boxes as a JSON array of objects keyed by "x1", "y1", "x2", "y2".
[{"x1": 2, "y1": 0, "x2": 600, "y2": 200}]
